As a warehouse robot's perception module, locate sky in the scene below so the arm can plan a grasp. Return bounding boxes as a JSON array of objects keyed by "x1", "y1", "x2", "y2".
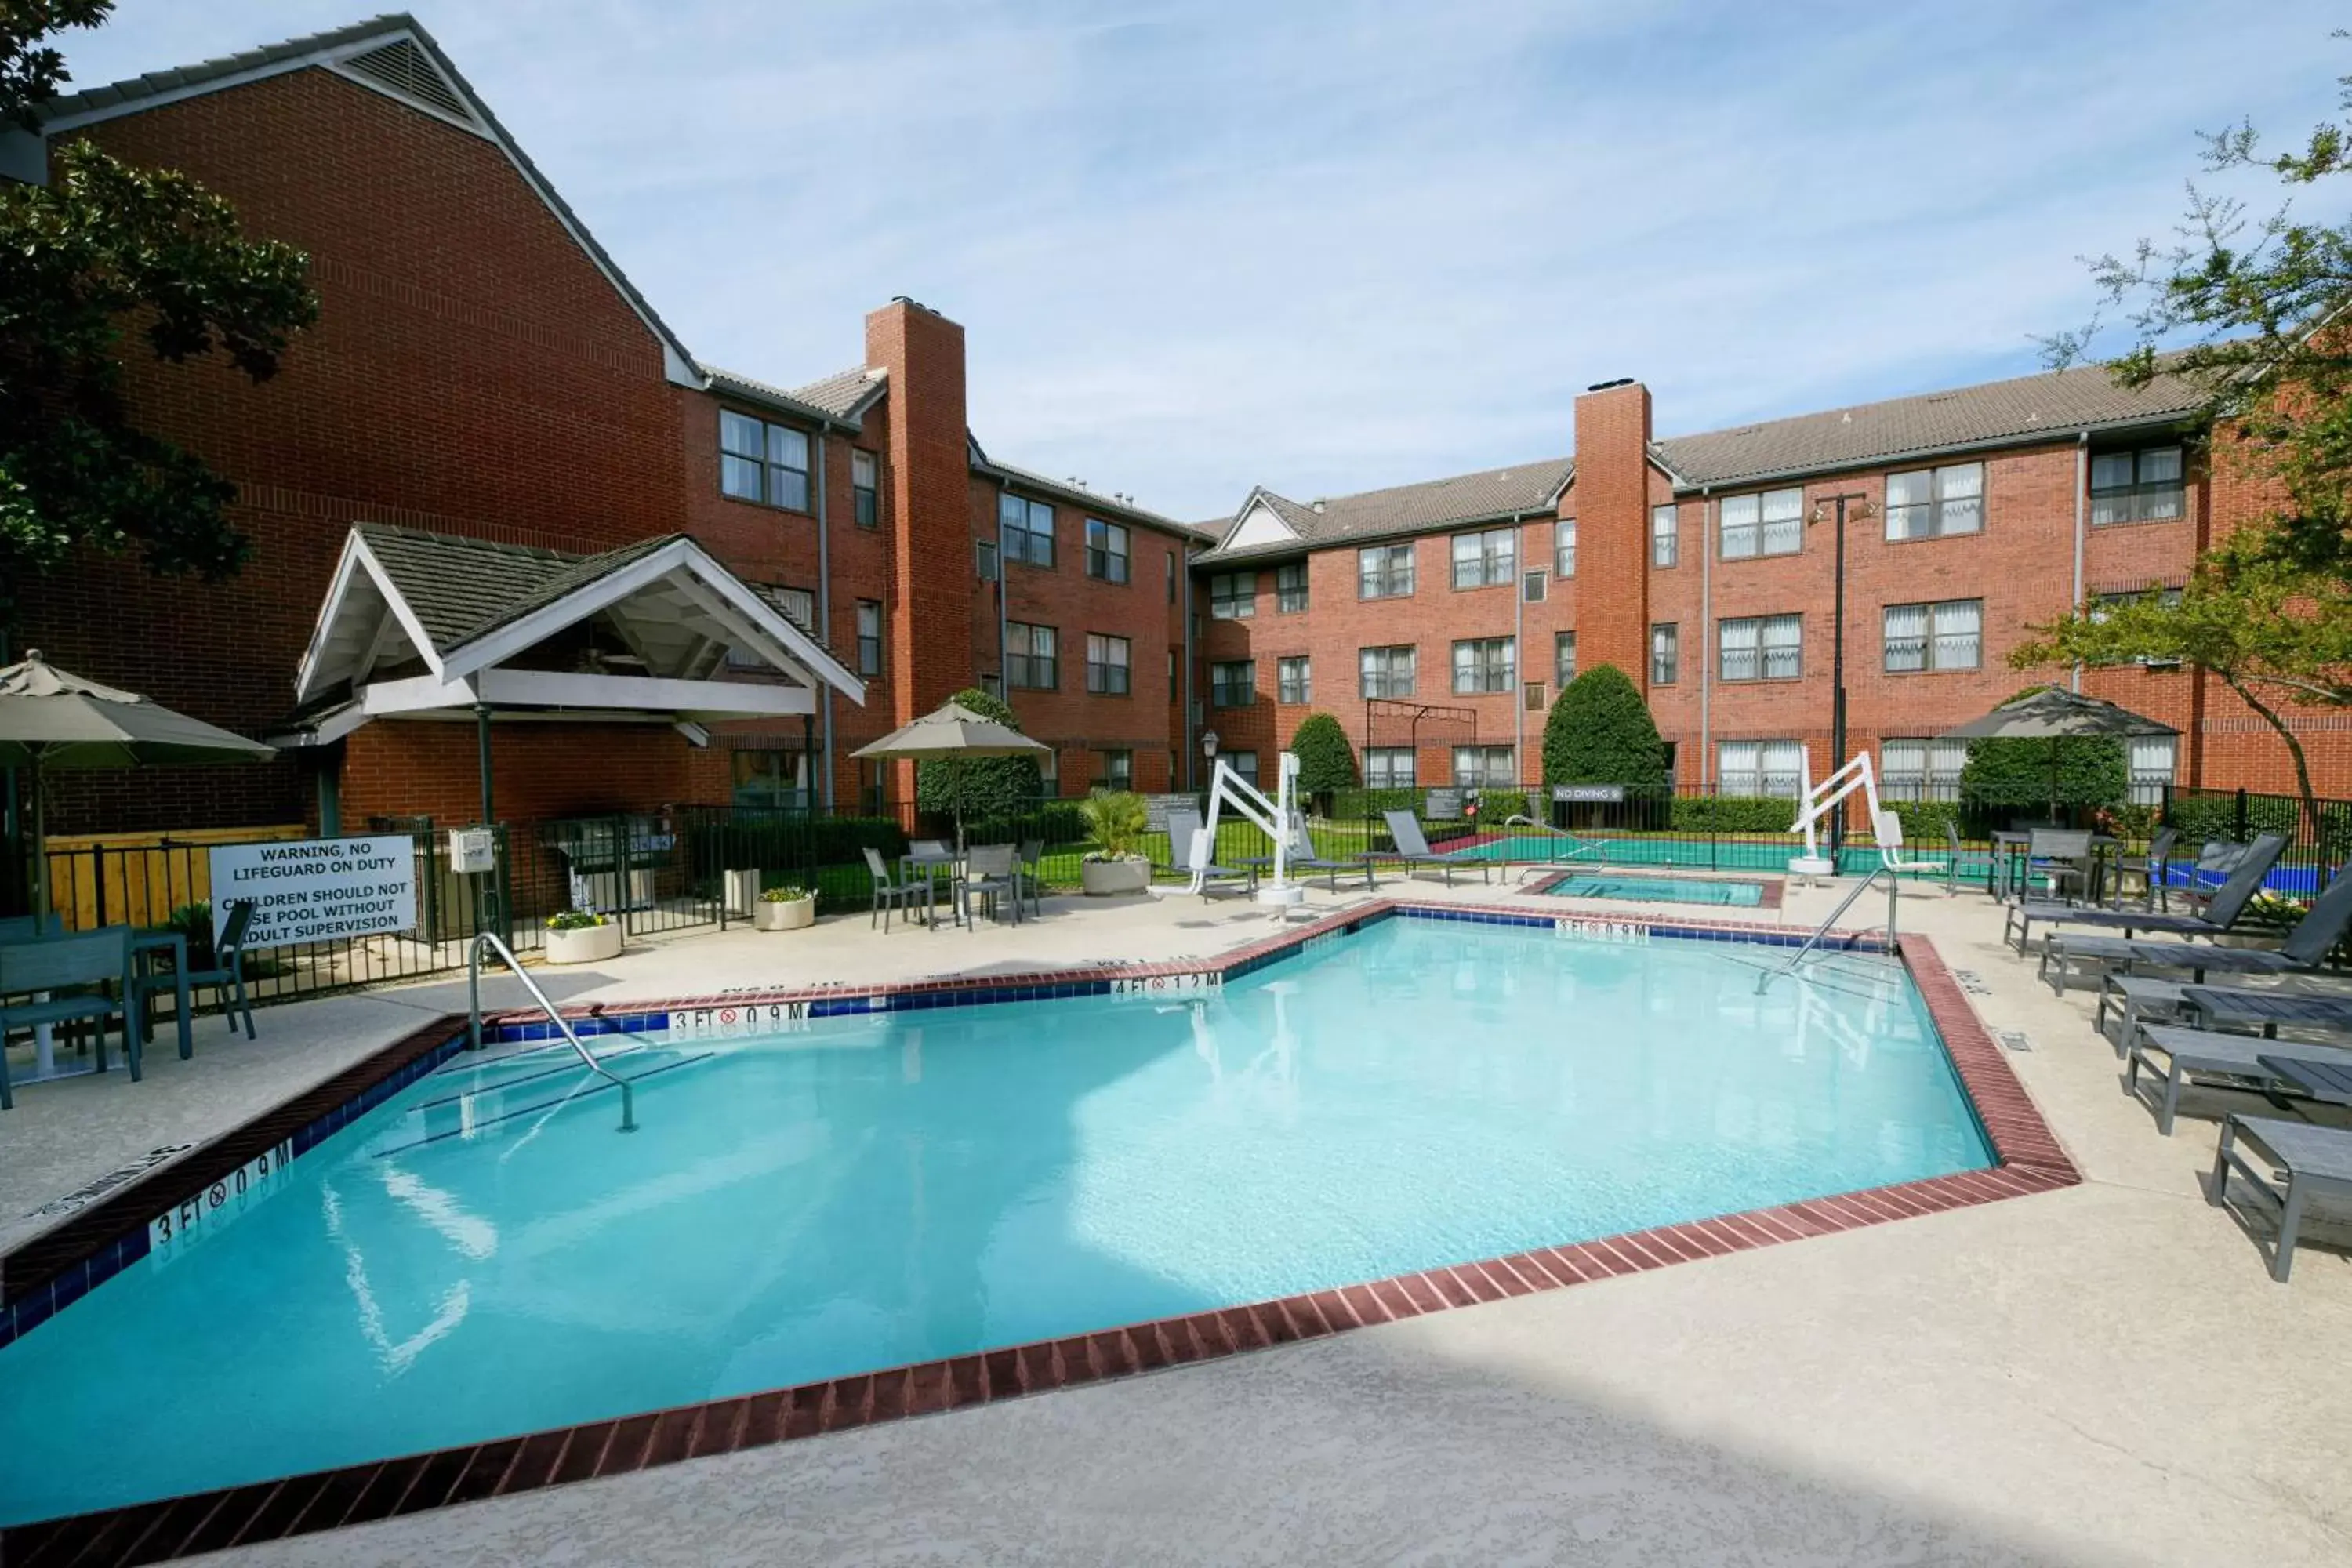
[{"x1": 53, "y1": 0, "x2": 2351, "y2": 523}]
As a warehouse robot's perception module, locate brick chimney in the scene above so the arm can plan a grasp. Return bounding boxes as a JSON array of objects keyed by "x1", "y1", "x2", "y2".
[
  {"x1": 1571, "y1": 378, "x2": 1653, "y2": 691},
  {"x1": 866, "y1": 298, "x2": 972, "y2": 727}
]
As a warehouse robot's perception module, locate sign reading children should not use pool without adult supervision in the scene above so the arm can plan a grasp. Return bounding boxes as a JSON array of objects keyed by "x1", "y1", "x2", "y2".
[{"x1": 207, "y1": 835, "x2": 418, "y2": 949}]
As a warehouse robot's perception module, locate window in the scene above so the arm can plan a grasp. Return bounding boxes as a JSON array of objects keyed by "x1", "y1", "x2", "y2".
[
  {"x1": 1364, "y1": 746, "x2": 1415, "y2": 789},
  {"x1": 1652, "y1": 503, "x2": 1679, "y2": 567},
  {"x1": 1452, "y1": 636, "x2": 1515, "y2": 695},
  {"x1": 1555, "y1": 518, "x2": 1577, "y2": 579},
  {"x1": 1006, "y1": 622, "x2": 1057, "y2": 689},
  {"x1": 1169, "y1": 648, "x2": 1179, "y2": 698},
  {"x1": 855, "y1": 600, "x2": 882, "y2": 677},
  {"x1": 1275, "y1": 561, "x2": 1309, "y2": 612},
  {"x1": 1453, "y1": 527, "x2": 1516, "y2": 589},
  {"x1": 1085, "y1": 519, "x2": 1130, "y2": 583},
  {"x1": 1717, "y1": 740, "x2": 1806, "y2": 798},
  {"x1": 1719, "y1": 486, "x2": 1803, "y2": 558},
  {"x1": 1209, "y1": 571, "x2": 1255, "y2": 619},
  {"x1": 1523, "y1": 568, "x2": 1548, "y2": 603},
  {"x1": 1166, "y1": 550, "x2": 1177, "y2": 604},
  {"x1": 1097, "y1": 749, "x2": 1133, "y2": 790},
  {"x1": 731, "y1": 747, "x2": 808, "y2": 811},
  {"x1": 979, "y1": 672, "x2": 1004, "y2": 699},
  {"x1": 719, "y1": 410, "x2": 811, "y2": 510},
  {"x1": 2091, "y1": 446, "x2": 2186, "y2": 525},
  {"x1": 1277, "y1": 655, "x2": 1311, "y2": 705},
  {"x1": 1359, "y1": 543, "x2": 1415, "y2": 599},
  {"x1": 1359, "y1": 644, "x2": 1416, "y2": 699},
  {"x1": 1882, "y1": 599, "x2": 1981, "y2": 673},
  {"x1": 851, "y1": 449, "x2": 880, "y2": 528},
  {"x1": 1719, "y1": 613, "x2": 1802, "y2": 682},
  {"x1": 1086, "y1": 633, "x2": 1131, "y2": 695},
  {"x1": 1650, "y1": 622, "x2": 1679, "y2": 685},
  {"x1": 1227, "y1": 750, "x2": 1259, "y2": 788},
  {"x1": 1880, "y1": 739, "x2": 1968, "y2": 801},
  {"x1": 975, "y1": 539, "x2": 999, "y2": 581},
  {"x1": 729, "y1": 586, "x2": 815, "y2": 668},
  {"x1": 2129, "y1": 735, "x2": 2177, "y2": 805},
  {"x1": 1524, "y1": 680, "x2": 1546, "y2": 711},
  {"x1": 1210, "y1": 659, "x2": 1255, "y2": 707},
  {"x1": 1453, "y1": 746, "x2": 1516, "y2": 787},
  {"x1": 2089, "y1": 586, "x2": 2187, "y2": 665},
  {"x1": 1037, "y1": 747, "x2": 1060, "y2": 798},
  {"x1": 1555, "y1": 631, "x2": 1577, "y2": 688},
  {"x1": 1885, "y1": 462, "x2": 1984, "y2": 540},
  {"x1": 1000, "y1": 493, "x2": 1055, "y2": 566}
]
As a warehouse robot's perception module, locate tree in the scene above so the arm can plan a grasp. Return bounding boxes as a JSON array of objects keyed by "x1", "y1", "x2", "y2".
[
  {"x1": 916, "y1": 687, "x2": 1042, "y2": 823},
  {"x1": 0, "y1": 0, "x2": 320, "y2": 623},
  {"x1": 1287, "y1": 711, "x2": 1358, "y2": 797},
  {"x1": 1541, "y1": 665, "x2": 1669, "y2": 791}
]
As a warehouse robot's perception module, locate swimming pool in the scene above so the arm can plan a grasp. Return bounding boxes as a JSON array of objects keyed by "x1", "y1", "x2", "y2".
[
  {"x1": 1538, "y1": 872, "x2": 1768, "y2": 907},
  {"x1": 1443, "y1": 835, "x2": 1896, "y2": 873},
  {"x1": 0, "y1": 917, "x2": 1992, "y2": 1527}
]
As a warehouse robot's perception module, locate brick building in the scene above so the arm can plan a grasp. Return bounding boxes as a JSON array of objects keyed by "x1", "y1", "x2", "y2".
[{"x1": 2, "y1": 15, "x2": 1206, "y2": 844}]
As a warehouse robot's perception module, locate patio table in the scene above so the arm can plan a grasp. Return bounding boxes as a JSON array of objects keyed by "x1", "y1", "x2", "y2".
[{"x1": 900, "y1": 849, "x2": 964, "y2": 927}]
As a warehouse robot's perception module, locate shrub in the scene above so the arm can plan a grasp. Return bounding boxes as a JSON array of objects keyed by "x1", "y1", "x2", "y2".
[
  {"x1": 1289, "y1": 712, "x2": 1359, "y2": 794},
  {"x1": 916, "y1": 687, "x2": 1043, "y2": 823},
  {"x1": 1079, "y1": 789, "x2": 1149, "y2": 860},
  {"x1": 1543, "y1": 665, "x2": 1669, "y2": 791},
  {"x1": 1886, "y1": 798, "x2": 1965, "y2": 844},
  {"x1": 1956, "y1": 686, "x2": 2126, "y2": 813},
  {"x1": 1467, "y1": 788, "x2": 1529, "y2": 824},
  {"x1": 1670, "y1": 796, "x2": 1798, "y2": 833}
]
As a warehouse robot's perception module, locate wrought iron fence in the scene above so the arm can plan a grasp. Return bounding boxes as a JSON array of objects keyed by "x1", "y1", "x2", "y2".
[{"x1": 2159, "y1": 786, "x2": 2352, "y2": 899}]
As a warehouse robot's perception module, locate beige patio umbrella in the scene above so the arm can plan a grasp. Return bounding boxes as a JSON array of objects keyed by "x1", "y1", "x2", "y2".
[
  {"x1": 1, "y1": 651, "x2": 277, "y2": 921},
  {"x1": 850, "y1": 700, "x2": 1049, "y2": 850}
]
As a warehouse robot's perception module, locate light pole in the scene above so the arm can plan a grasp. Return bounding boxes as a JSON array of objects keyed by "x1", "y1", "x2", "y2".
[
  {"x1": 1806, "y1": 492, "x2": 1877, "y2": 862},
  {"x1": 1200, "y1": 728, "x2": 1219, "y2": 790}
]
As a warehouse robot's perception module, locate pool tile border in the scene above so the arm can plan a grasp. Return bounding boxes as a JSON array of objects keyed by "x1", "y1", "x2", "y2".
[{"x1": 0, "y1": 903, "x2": 2077, "y2": 1565}]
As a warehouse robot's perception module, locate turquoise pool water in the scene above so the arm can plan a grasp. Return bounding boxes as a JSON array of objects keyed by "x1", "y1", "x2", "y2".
[
  {"x1": 1447, "y1": 837, "x2": 1909, "y2": 874},
  {"x1": 0, "y1": 918, "x2": 1990, "y2": 1526},
  {"x1": 1541, "y1": 873, "x2": 1766, "y2": 907}
]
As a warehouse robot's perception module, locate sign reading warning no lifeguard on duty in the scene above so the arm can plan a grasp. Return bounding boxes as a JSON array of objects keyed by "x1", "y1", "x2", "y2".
[{"x1": 206, "y1": 835, "x2": 419, "y2": 949}]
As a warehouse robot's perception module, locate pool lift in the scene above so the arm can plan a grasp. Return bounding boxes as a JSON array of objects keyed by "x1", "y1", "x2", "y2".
[
  {"x1": 1756, "y1": 752, "x2": 1905, "y2": 994},
  {"x1": 1192, "y1": 750, "x2": 1309, "y2": 914}
]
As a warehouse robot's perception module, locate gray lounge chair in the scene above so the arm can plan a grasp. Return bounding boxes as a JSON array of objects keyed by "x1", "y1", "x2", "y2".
[
  {"x1": 2181, "y1": 983, "x2": 2352, "y2": 1040},
  {"x1": 1239, "y1": 811, "x2": 1374, "y2": 893},
  {"x1": 2211, "y1": 1115, "x2": 2352, "y2": 1282},
  {"x1": 1168, "y1": 808, "x2": 1255, "y2": 898},
  {"x1": 1359, "y1": 809, "x2": 1491, "y2": 887},
  {"x1": 2125, "y1": 1024, "x2": 2352, "y2": 1134},
  {"x1": 2003, "y1": 832, "x2": 2287, "y2": 954},
  {"x1": 2044, "y1": 863, "x2": 2352, "y2": 993}
]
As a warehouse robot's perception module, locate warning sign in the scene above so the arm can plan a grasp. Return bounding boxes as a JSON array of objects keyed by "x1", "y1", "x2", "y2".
[{"x1": 206, "y1": 835, "x2": 419, "y2": 949}]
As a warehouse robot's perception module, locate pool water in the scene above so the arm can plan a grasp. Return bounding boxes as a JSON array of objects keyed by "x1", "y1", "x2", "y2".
[
  {"x1": 1444, "y1": 836, "x2": 1906, "y2": 874},
  {"x1": 0, "y1": 919, "x2": 1990, "y2": 1526},
  {"x1": 1541, "y1": 873, "x2": 1766, "y2": 907}
]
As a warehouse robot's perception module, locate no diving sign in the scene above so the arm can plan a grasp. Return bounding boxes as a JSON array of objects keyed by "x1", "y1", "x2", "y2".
[{"x1": 207, "y1": 835, "x2": 419, "y2": 949}]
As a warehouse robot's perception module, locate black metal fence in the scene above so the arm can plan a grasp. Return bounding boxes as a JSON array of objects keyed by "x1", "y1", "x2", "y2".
[{"x1": 2159, "y1": 786, "x2": 2352, "y2": 899}]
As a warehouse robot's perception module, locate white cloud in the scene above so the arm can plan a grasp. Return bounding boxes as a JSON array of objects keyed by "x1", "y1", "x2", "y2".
[{"x1": 59, "y1": 0, "x2": 2348, "y2": 520}]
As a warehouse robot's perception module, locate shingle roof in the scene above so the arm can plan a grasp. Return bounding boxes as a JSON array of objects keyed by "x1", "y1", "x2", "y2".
[
  {"x1": 1196, "y1": 463, "x2": 1573, "y2": 563},
  {"x1": 789, "y1": 365, "x2": 887, "y2": 421},
  {"x1": 355, "y1": 524, "x2": 680, "y2": 654},
  {"x1": 698, "y1": 364, "x2": 859, "y2": 427},
  {"x1": 36, "y1": 11, "x2": 416, "y2": 119},
  {"x1": 976, "y1": 451, "x2": 1214, "y2": 541}
]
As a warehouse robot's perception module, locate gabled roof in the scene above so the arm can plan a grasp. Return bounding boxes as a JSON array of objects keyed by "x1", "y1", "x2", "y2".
[
  {"x1": 29, "y1": 13, "x2": 704, "y2": 387},
  {"x1": 354, "y1": 527, "x2": 678, "y2": 656},
  {"x1": 1196, "y1": 461, "x2": 1573, "y2": 563},
  {"x1": 789, "y1": 365, "x2": 889, "y2": 423},
  {"x1": 699, "y1": 363, "x2": 869, "y2": 430}
]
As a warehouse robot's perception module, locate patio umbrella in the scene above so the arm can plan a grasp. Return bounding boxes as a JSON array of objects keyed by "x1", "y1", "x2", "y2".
[
  {"x1": 0, "y1": 651, "x2": 277, "y2": 921},
  {"x1": 1940, "y1": 686, "x2": 2177, "y2": 823},
  {"x1": 850, "y1": 700, "x2": 1050, "y2": 850}
]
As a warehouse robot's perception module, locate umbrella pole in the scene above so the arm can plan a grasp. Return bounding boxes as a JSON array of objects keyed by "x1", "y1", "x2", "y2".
[{"x1": 27, "y1": 755, "x2": 47, "y2": 925}]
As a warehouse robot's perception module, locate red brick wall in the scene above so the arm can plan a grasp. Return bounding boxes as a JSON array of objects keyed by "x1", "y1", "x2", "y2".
[{"x1": 1570, "y1": 382, "x2": 1653, "y2": 688}]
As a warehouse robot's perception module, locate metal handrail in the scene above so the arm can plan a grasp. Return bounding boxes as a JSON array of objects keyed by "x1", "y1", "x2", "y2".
[
  {"x1": 467, "y1": 930, "x2": 637, "y2": 1131},
  {"x1": 1755, "y1": 865, "x2": 1900, "y2": 994}
]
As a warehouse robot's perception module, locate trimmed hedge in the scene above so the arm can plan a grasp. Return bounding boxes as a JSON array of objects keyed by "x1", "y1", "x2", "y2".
[{"x1": 1669, "y1": 796, "x2": 1798, "y2": 833}]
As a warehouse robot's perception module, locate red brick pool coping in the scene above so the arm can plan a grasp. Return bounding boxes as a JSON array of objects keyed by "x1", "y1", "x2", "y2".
[{"x1": 0, "y1": 908, "x2": 2076, "y2": 1566}]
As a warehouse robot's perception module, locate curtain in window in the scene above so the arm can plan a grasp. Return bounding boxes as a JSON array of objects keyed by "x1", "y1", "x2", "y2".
[
  {"x1": 1882, "y1": 740, "x2": 1926, "y2": 800},
  {"x1": 1885, "y1": 470, "x2": 1932, "y2": 540},
  {"x1": 1938, "y1": 463, "x2": 1984, "y2": 533},
  {"x1": 1719, "y1": 493, "x2": 1759, "y2": 557},
  {"x1": 1883, "y1": 602, "x2": 1928, "y2": 671},
  {"x1": 1933, "y1": 600, "x2": 1981, "y2": 669},
  {"x1": 1761, "y1": 615, "x2": 1802, "y2": 679},
  {"x1": 1759, "y1": 489, "x2": 1803, "y2": 554},
  {"x1": 1720, "y1": 619, "x2": 1759, "y2": 681},
  {"x1": 2129, "y1": 736, "x2": 2177, "y2": 804},
  {"x1": 1759, "y1": 741, "x2": 1805, "y2": 797}
]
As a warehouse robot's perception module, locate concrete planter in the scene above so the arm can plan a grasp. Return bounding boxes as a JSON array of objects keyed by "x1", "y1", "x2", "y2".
[
  {"x1": 755, "y1": 895, "x2": 816, "y2": 931},
  {"x1": 544, "y1": 920, "x2": 622, "y2": 965},
  {"x1": 1081, "y1": 857, "x2": 1150, "y2": 897}
]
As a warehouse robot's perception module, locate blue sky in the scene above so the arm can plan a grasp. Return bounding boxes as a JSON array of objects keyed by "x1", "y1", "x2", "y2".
[{"x1": 56, "y1": 1, "x2": 2348, "y2": 522}]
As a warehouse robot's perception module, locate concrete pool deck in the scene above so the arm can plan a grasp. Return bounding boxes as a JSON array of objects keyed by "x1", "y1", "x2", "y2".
[{"x1": 5, "y1": 870, "x2": 2350, "y2": 1564}]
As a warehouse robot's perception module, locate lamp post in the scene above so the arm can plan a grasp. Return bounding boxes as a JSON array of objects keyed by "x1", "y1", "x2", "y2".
[
  {"x1": 1806, "y1": 492, "x2": 1877, "y2": 862},
  {"x1": 1200, "y1": 728, "x2": 1219, "y2": 787}
]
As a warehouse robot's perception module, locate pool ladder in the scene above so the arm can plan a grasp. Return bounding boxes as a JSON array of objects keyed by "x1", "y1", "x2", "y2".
[
  {"x1": 1755, "y1": 865, "x2": 1900, "y2": 994},
  {"x1": 467, "y1": 931, "x2": 637, "y2": 1131}
]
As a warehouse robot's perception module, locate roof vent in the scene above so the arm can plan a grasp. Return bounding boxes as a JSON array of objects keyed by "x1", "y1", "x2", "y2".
[
  {"x1": 338, "y1": 37, "x2": 474, "y2": 124},
  {"x1": 1312, "y1": 499, "x2": 1326, "y2": 513}
]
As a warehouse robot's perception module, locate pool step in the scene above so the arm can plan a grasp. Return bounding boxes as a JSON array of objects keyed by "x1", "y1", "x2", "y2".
[{"x1": 370, "y1": 1043, "x2": 713, "y2": 1157}]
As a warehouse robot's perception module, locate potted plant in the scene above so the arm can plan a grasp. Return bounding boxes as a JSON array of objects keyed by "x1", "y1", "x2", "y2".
[
  {"x1": 544, "y1": 909, "x2": 621, "y2": 964},
  {"x1": 1079, "y1": 789, "x2": 1152, "y2": 896},
  {"x1": 755, "y1": 884, "x2": 817, "y2": 931}
]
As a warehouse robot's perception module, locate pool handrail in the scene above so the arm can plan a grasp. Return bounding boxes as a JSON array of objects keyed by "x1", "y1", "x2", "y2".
[
  {"x1": 1501, "y1": 814, "x2": 1613, "y2": 873},
  {"x1": 467, "y1": 929, "x2": 637, "y2": 1132},
  {"x1": 1755, "y1": 864, "x2": 1900, "y2": 994}
]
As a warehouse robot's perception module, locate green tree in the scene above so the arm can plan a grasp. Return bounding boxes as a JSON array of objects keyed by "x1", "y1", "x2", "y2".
[
  {"x1": 916, "y1": 687, "x2": 1043, "y2": 822},
  {"x1": 1287, "y1": 711, "x2": 1358, "y2": 797},
  {"x1": 1956, "y1": 686, "x2": 2129, "y2": 817},
  {"x1": 1541, "y1": 664, "x2": 1669, "y2": 791},
  {"x1": 1, "y1": 0, "x2": 320, "y2": 622}
]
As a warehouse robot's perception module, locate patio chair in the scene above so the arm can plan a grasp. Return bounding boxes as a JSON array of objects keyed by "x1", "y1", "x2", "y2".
[
  {"x1": 2024, "y1": 828, "x2": 2095, "y2": 902},
  {"x1": 0, "y1": 925, "x2": 138, "y2": 1110},
  {"x1": 2126, "y1": 1024, "x2": 2352, "y2": 1135},
  {"x1": 2107, "y1": 826, "x2": 2181, "y2": 912},
  {"x1": 1240, "y1": 811, "x2": 1375, "y2": 893},
  {"x1": 2002, "y1": 832, "x2": 2287, "y2": 954},
  {"x1": 1014, "y1": 839, "x2": 1046, "y2": 918},
  {"x1": 1167, "y1": 808, "x2": 1256, "y2": 898},
  {"x1": 2210, "y1": 1116, "x2": 2352, "y2": 1283},
  {"x1": 954, "y1": 843, "x2": 1022, "y2": 928},
  {"x1": 1359, "y1": 809, "x2": 1492, "y2": 887},
  {"x1": 132, "y1": 898, "x2": 258, "y2": 1043},
  {"x1": 2043, "y1": 863, "x2": 2352, "y2": 994},
  {"x1": 1942, "y1": 822, "x2": 1994, "y2": 897},
  {"x1": 861, "y1": 847, "x2": 924, "y2": 932}
]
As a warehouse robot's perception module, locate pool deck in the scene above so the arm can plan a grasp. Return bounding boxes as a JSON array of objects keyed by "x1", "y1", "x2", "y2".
[{"x1": 5, "y1": 869, "x2": 2350, "y2": 1565}]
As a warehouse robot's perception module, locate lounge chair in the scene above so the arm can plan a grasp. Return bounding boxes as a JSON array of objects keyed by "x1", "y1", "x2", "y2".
[
  {"x1": 1359, "y1": 809, "x2": 1492, "y2": 887},
  {"x1": 2044, "y1": 863, "x2": 2352, "y2": 993},
  {"x1": 862, "y1": 846, "x2": 925, "y2": 931},
  {"x1": 2211, "y1": 1115, "x2": 2352, "y2": 1282},
  {"x1": 2125, "y1": 1024, "x2": 2352, "y2": 1134},
  {"x1": 1168, "y1": 808, "x2": 1256, "y2": 898},
  {"x1": 1239, "y1": 811, "x2": 1375, "y2": 893},
  {"x1": 2002, "y1": 832, "x2": 2288, "y2": 954},
  {"x1": 2181, "y1": 983, "x2": 2352, "y2": 1040},
  {"x1": 0, "y1": 925, "x2": 138, "y2": 1110}
]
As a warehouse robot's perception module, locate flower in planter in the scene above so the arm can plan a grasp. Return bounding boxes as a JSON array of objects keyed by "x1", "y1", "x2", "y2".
[
  {"x1": 546, "y1": 909, "x2": 610, "y2": 931},
  {"x1": 760, "y1": 885, "x2": 813, "y2": 903}
]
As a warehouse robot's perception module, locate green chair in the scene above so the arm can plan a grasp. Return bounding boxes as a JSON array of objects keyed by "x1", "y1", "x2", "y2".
[
  {"x1": 0, "y1": 924, "x2": 138, "y2": 1109},
  {"x1": 135, "y1": 898, "x2": 258, "y2": 1044}
]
